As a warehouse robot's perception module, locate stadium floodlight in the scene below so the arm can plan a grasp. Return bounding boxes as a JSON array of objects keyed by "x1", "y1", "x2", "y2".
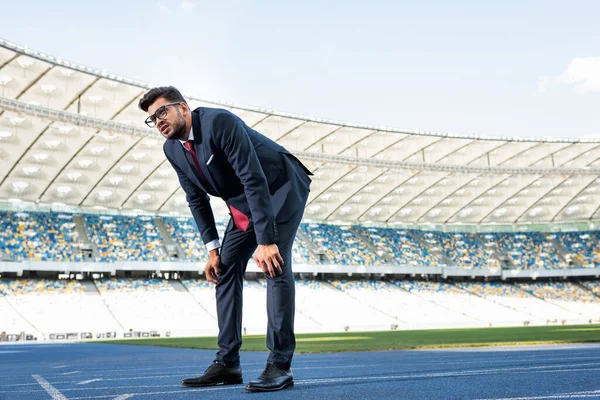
[
  {"x1": 147, "y1": 180, "x2": 162, "y2": 188},
  {"x1": 10, "y1": 116, "x2": 25, "y2": 125},
  {"x1": 90, "y1": 146, "x2": 105, "y2": 155},
  {"x1": 159, "y1": 169, "x2": 173, "y2": 177},
  {"x1": 21, "y1": 166, "x2": 39, "y2": 175},
  {"x1": 58, "y1": 67, "x2": 74, "y2": 77},
  {"x1": 78, "y1": 159, "x2": 93, "y2": 168},
  {"x1": 98, "y1": 190, "x2": 113, "y2": 199},
  {"x1": 109, "y1": 176, "x2": 124, "y2": 185},
  {"x1": 0, "y1": 75, "x2": 12, "y2": 85},
  {"x1": 17, "y1": 57, "x2": 35, "y2": 68},
  {"x1": 119, "y1": 165, "x2": 135, "y2": 173},
  {"x1": 131, "y1": 152, "x2": 147, "y2": 161},
  {"x1": 41, "y1": 84, "x2": 57, "y2": 94},
  {"x1": 45, "y1": 139, "x2": 61, "y2": 149},
  {"x1": 493, "y1": 208, "x2": 508, "y2": 217},
  {"x1": 566, "y1": 205, "x2": 580, "y2": 215},
  {"x1": 529, "y1": 207, "x2": 544, "y2": 217},
  {"x1": 67, "y1": 172, "x2": 82, "y2": 181},
  {"x1": 340, "y1": 206, "x2": 352, "y2": 214},
  {"x1": 12, "y1": 181, "x2": 29, "y2": 193},
  {"x1": 88, "y1": 95, "x2": 104, "y2": 104},
  {"x1": 137, "y1": 193, "x2": 152, "y2": 202},
  {"x1": 0, "y1": 131, "x2": 13, "y2": 139},
  {"x1": 33, "y1": 153, "x2": 49, "y2": 162},
  {"x1": 56, "y1": 186, "x2": 72, "y2": 195},
  {"x1": 460, "y1": 208, "x2": 473, "y2": 217},
  {"x1": 56, "y1": 125, "x2": 74, "y2": 134}
]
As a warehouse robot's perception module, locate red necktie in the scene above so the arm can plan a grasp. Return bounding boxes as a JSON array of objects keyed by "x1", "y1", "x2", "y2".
[
  {"x1": 183, "y1": 140, "x2": 249, "y2": 232},
  {"x1": 183, "y1": 140, "x2": 209, "y2": 186}
]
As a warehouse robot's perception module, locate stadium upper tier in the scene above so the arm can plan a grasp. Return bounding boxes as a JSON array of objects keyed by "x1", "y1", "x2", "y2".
[
  {"x1": 2, "y1": 38, "x2": 600, "y2": 225},
  {"x1": 2, "y1": 210, "x2": 600, "y2": 269}
]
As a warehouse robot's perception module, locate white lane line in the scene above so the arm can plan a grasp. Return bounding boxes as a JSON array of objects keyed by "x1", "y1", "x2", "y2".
[
  {"x1": 52, "y1": 365, "x2": 69, "y2": 369},
  {"x1": 32, "y1": 374, "x2": 69, "y2": 400},
  {"x1": 65, "y1": 366, "x2": 600, "y2": 400},
  {"x1": 112, "y1": 395, "x2": 135, "y2": 400},
  {"x1": 61, "y1": 371, "x2": 80, "y2": 376},
  {"x1": 2, "y1": 384, "x2": 180, "y2": 394},
  {"x1": 77, "y1": 379, "x2": 103, "y2": 385},
  {"x1": 0, "y1": 350, "x2": 27, "y2": 354},
  {"x1": 478, "y1": 394, "x2": 600, "y2": 400},
  {"x1": 4, "y1": 361, "x2": 595, "y2": 388},
  {"x1": 4, "y1": 353, "x2": 599, "y2": 381}
]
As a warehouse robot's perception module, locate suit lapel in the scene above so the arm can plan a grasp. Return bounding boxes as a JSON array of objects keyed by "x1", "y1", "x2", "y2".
[{"x1": 192, "y1": 109, "x2": 220, "y2": 196}]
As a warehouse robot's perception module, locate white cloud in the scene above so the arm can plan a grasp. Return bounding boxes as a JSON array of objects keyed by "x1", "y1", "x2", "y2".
[
  {"x1": 154, "y1": 2, "x2": 169, "y2": 12},
  {"x1": 180, "y1": 1, "x2": 195, "y2": 8},
  {"x1": 541, "y1": 57, "x2": 600, "y2": 93}
]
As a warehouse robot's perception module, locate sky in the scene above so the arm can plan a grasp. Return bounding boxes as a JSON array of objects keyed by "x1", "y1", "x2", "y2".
[{"x1": 2, "y1": 0, "x2": 600, "y2": 139}]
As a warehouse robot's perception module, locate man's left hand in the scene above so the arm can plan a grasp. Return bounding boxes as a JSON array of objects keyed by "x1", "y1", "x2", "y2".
[{"x1": 254, "y1": 244, "x2": 284, "y2": 278}]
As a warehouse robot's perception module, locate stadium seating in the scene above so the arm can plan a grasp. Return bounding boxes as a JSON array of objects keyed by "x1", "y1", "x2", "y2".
[
  {"x1": 0, "y1": 279, "x2": 120, "y2": 336},
  {"x1": 95, "y1": 278, "x2": 217, "y2": 336},
  {"x1": 84, "y1": 214, "x2": 168, "y2": 262},
  {"x1": 426, "y1": 232, "x2": 501, "y2": 269},
  {"x1": 292, "y1": 232, "x2": 321, "y2": 265},
  {"x1": 516, "y1": 282, "x2": 600, "y2": 320},
  {"x1": 392, "y1": 280, "x2": 520, "y2": 327},
  {"x1": 2, "y1": 210, "x2": 600, "y2": 270},
  {"x1": 556, "y1": 232, "x2": 600, "y2": 268},
  {"x1": 293, "y1": 279, "x2": 398, "y2": 331},
  {"x1": 162, "y1": 216, "x2": 227, "y2": 261},
  {"x1": 300, "y1": 223, "x2": 384, "y2": 265},
  {"x1": 457, "y1": 281, "x2": 586, "y2": 323},
  {"x1": 483, "y1": 232, "x2": 568, "y2": 269},
  {"x1": 0, "y1": 211, "x2": 82, "y2": 261},
  {"x1": 1, "y1": 278, "x2": 599, "y2": 339},
  {"x1": 353, "y1": 227, "x2": 439, "y2": 266}
]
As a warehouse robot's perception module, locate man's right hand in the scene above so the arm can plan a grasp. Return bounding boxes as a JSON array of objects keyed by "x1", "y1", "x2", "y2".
[{"x1": 205, "y1": 250, "x2": 221, "y2": 284}]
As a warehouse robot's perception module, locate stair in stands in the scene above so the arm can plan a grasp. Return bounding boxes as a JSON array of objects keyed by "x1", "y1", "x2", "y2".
[
  {"x1": 407, "y1": 231, "x2": 452, "y2": 266},
  {"x1": 73, "y1": 215, "x2": 100, "y2": 260},
  {"x1": 296, "y1": 230, "x2": 331, "y2": 264},
  {"x1": 545, "y1": 233, "x2": 582, "y2": 268},
  {"x1": 349, "y1": 227, "x2": 394, "y2": 264},
  {"x1": 154, "y1": 217, "x2": 186, "y2": 260}
]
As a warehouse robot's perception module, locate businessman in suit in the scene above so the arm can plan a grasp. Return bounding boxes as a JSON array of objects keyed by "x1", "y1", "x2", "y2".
[{"x1": 139, "y1": 86, "x2": 311, "y2": 392}]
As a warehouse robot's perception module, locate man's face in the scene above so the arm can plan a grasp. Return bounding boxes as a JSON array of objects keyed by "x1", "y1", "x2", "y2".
[{"x1": 147, "y1": 97, "x2": 187, "y2": 140}]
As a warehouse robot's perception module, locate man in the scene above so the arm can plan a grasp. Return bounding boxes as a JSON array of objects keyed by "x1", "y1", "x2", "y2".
[{"x1": 139, "y1": 86, "x2": 311, "y2": 392}]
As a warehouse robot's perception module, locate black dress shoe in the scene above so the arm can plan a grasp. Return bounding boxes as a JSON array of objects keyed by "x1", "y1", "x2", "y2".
[
  {"x1": 245, "y1": 363, "x2": 294, "y2": 392},
  {"x1": 181, "y1": 361, "x2": 243, "y2": 387}
]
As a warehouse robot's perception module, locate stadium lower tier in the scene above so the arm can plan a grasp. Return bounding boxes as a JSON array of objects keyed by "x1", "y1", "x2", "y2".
[
  {"x1": 1, "y1": 211, "x2": 600, "y2": 269},
  {"x1": 1, "y1": 279, "x2": 599, "y2": 341}
]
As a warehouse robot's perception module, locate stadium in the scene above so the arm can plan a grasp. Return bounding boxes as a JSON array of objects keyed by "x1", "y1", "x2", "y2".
[{"x1": 1, "y1": 37, "x2": 600, "y2": 399}]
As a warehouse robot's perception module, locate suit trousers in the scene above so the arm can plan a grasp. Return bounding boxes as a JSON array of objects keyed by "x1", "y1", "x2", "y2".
[{"x1": 213, "y1": 196, "x2": 307, "y2": 370}]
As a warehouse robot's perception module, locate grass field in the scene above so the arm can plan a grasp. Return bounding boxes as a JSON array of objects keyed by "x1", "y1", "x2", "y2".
[{"x1": 98, "y1": 324, "x2": 600, "y2": 353}]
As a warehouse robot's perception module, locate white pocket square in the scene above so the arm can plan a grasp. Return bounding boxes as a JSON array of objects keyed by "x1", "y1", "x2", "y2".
[{"x1": 206, "y1": 154, "x2": 214, "y2": 165}]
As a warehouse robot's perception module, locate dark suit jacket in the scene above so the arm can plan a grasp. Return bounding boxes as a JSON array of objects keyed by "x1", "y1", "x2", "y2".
[{"x1": 163, "y1": 107, "x2": 312, "y2": 246}]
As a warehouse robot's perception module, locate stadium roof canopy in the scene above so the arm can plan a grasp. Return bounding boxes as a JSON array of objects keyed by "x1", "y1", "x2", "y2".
[{"x1": 1, "y1": 38, "x2": 600, "y2": 227}]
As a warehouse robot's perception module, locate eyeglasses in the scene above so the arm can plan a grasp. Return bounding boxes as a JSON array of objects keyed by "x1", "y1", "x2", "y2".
[{"x1": 144, "y1": 102, "x2": 182, "y2": 128}]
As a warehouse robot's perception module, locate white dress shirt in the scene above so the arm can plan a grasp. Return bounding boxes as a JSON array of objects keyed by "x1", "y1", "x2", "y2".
[{"x1": 180, "y1": 126, "x2": 220, "y2": 252}]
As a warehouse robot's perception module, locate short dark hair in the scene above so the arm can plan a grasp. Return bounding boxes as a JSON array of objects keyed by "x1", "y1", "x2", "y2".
[{"x1": 138, "y1": 86, "x2": 187, "y2": 112}]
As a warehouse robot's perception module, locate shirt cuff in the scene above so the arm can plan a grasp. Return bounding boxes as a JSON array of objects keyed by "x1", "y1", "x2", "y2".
[{"x1": 206, "y1": 239, "x2": 221, "y2": 252}]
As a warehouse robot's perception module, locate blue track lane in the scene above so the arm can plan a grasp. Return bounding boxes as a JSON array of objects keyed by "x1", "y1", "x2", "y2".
[{"x1": 1, "y1": 342, "x2": 600, "y2": 399}]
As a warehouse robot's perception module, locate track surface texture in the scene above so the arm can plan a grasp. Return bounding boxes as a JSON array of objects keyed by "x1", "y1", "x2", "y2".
[{"x1": 1, "y1": 342, "x2": 600, "y2": 399}]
